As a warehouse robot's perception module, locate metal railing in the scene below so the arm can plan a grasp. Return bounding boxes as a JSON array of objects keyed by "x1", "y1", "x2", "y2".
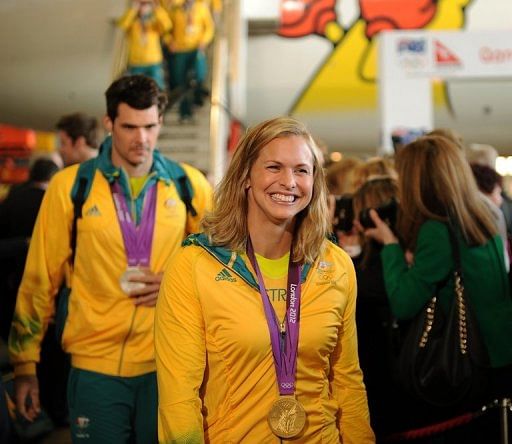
[
  {"x1": 108, "y1": 0, "x2": 244, "y2": 180},
  {"x1": 209, "y1": 0, "x2": 246, "y2": 183}
]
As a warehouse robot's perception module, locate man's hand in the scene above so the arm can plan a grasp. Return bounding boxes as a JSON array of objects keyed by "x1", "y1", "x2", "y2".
[
  {"x1": 167, "y1": 41, "x2": 176, "y2": 53},
  {"x1": 14, "y1": 374, "x2": 40, "y2": 422},
  {"x1": 127, "y1": 268, "x2": 163, "y2": 307}
]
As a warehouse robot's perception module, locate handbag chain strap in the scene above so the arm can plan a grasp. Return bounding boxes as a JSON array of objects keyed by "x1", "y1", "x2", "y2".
[
  {"x1": 418, "y1": 225, "x2": 468, "y2": 354},
  {"x1": 419, "y1": 297, "x2": 436, "y2": 348},
  {"x1": 455, "y1": 271, "x2": 468, "y2": 354}
]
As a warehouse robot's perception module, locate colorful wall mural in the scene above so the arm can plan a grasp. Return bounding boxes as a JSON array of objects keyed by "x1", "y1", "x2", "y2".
[{"x1": 276, "y1": 0, "x2": 472, "y2": 115}]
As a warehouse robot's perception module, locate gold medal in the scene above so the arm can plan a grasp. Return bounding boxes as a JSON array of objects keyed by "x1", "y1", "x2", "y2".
[{"x1": 268, "y1": 396, "x2": 306, "y2": 438}]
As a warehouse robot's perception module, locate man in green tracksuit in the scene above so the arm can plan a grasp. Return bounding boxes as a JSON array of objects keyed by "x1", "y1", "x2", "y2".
[{"x1": 9, "y1": 75, "x2": 212, "y2": 443}]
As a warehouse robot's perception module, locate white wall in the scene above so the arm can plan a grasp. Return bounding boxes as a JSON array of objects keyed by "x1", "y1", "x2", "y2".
[
  {"x1": 0, "y1": 0, "x2": 124, "y2": 130},
  {"x1": 466, "y1": 0, "x2": 512, "y2": 30},
  {"x1": 242, "y1": 0, "x2": 279, "y2": 19}
]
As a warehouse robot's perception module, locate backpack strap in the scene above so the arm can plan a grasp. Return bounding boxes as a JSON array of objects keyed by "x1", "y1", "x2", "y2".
[
  {"x1": 68, "y1": 156, "x2": 197, "y2": 264},
  {"x1": 69, "y1": 158, "x2": 97, "y2": 265},
  {"x1": 177, "y1": 175, "x2": 197, "y2": 217}
]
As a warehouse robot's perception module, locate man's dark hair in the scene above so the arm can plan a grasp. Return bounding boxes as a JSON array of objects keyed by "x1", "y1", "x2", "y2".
[
  {"x1": 105, "y1": 75, "x2": 168, "y2": 121},
  {"x1": 470, "y1": 162, "x2": 503, "y2": 195},
  {"x1": 56, "y1": 113, "x2": 99, "y2": 148},
  {"x1": 29, "y1": 158, "x2": 60, "y2": 183}
]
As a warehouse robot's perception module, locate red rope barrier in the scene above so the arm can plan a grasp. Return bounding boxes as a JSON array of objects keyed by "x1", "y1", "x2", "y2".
[{"x1": 380, "y1": 402, "x2": 501, "y2": 443}]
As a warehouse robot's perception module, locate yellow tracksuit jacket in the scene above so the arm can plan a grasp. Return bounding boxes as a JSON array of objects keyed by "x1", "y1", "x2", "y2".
[
  {"x1": 155, "y1": 234, "x2": 375, "y2": 443},
  {"x1": 203, "y1": 0, "x2": 222, "y2": 14},
  {"x1": 9, "y1": 141, "x2": 212, "y2": 378},
  {"x1": 164, "y1": 2, "x2": 214, "y2": 52},
  {"x1": 118, "y1": 5, "x2": 172, "y2": 66}
]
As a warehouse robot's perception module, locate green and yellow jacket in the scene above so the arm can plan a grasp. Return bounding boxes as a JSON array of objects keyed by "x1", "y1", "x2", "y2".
[
  {"x1": 9, "y1": 141, "x2": 212, "y2": 377},
  {"x1": 155, "y1": 234, "x2": 374, "y2": 443},
  {"x1": 118, "y1": 5, "x2": 172, "y2": 65},
  {"x1": 163, "y1": 2, "x2": 214, "y2": 52}
]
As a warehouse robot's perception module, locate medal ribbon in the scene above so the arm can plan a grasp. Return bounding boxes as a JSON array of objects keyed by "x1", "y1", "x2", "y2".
[
  {"x1": 247, "y1": 239, "x2": 301, "y2": 396},
  {"x1": 111, "y1": 181, "x2": 157, "y2": 267}
]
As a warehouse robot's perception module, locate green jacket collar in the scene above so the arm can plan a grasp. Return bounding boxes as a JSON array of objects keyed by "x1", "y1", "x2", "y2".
[
  {"x1": 183, "y1": 233, "x2": 312, "y2": 290},
  {"x1": 96, "y1": 135, "x2": 175, "y2": 185}
]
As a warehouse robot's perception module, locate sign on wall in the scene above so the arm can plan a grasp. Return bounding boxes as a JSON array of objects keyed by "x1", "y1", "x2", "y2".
[{"x1": 379, "y1": 29, "x2": 512, "y2": 152}]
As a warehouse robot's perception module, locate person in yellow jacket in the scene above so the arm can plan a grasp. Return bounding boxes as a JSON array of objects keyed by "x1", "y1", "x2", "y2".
[
  {"x1": 162, "y1": 0, "x2": 214, "y2": 121},
  {"x1": 9, "y1": 75, "x2": 212, "y2": 444},
  {"x1": 118, "y1": 0, "x2": 172, "y2": 89},
  {"x1": 155, "y1": 117, "x2": 375, "y2": 443},
  {"x1": 199, "y1": 0, "x2": 222, "y2": 22}
]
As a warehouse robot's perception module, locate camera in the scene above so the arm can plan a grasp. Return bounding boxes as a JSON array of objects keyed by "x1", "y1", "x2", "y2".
[
  {"x1": 334, "y1": 195, "x2": 354, "y2": 232},
  {"x1": 359, "y1": 199, "x2": 398, "y2": 230}
]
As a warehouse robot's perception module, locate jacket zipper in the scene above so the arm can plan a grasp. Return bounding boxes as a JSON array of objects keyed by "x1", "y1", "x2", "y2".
[{"x1": 118, "y1": 306, "x2": 138, "y2": 375}]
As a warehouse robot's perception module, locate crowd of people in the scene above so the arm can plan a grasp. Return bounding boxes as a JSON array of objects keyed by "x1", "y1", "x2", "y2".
[
  {"x1": 119, "y1": 0, "x2": 215, "y2": 123},
  {"x1": 327, "y1": 134, "x2": 512, "y2": 443},
  {"x1": 0, "y1": 69, "x2": 512, "y2": 444}
]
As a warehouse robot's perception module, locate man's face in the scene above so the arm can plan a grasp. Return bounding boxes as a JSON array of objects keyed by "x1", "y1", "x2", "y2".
[
  {"x1": 104, "y1": 103, "x2": 161, "y2": 173},
  {"x1": 139, "y1": 1, "x2": 154, "y2": 15},
  {"x1": 58, "y1": 130, "x2": 80, "y2": 166}
]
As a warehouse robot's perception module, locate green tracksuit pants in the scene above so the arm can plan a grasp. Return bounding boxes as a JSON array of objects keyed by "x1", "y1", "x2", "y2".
[{"x1": 68, "y1": 368, "x2": 157, "y2": 444}]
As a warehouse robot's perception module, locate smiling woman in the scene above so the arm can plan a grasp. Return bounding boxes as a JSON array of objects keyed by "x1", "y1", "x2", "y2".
[
  {"x1": 246, "y1": 135, "x2": 314, "y2": 253},
  {"x1": 202, "y1": 117, "x2": 329, "y2": 264},
  {"x1": 155, "y1": 116, "x2": 375, "y2": 443}
]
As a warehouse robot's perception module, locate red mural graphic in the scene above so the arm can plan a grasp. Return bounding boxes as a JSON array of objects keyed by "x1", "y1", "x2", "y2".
[
  {"x1": 278, "y1": 0, "x2": 439, "y2": 40},
  {"x1": 278, "y1": 0, "x2": 337, "y2": 37},
  {"x1": 359, "y1": 0, "x2": 438, "y2": 38},
  {"x1": 275, "y1": 0, "x2": 470, "y2": 114}
]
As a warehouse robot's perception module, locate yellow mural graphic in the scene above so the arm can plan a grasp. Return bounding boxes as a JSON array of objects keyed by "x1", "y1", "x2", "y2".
[{"x1": 278, "y1": 0, "x2": 472, "y2": 114}]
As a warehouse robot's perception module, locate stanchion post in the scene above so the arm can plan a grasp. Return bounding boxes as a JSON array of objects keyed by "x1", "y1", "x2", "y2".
[{"x1": 500, "y1": 398, "x2": 510, "y2": 444}]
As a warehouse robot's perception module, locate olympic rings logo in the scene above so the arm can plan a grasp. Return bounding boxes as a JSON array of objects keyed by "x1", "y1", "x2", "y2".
[{"x1": 280, "y1": 382, "x2": 294, "y2": 389}]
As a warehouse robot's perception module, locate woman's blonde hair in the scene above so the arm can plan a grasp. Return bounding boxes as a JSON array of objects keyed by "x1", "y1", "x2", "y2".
[
  {"x1": 202, "y1": 117, "x2": 329, "y2": 264},
  {"x1": 396, "y1": 135, "x2": 497, "y2": 249},
  {"x1": 325, "y1": 157, "x2": 362, "y2": 195},
  {"x1": 352, "y1": 157, "x2": 397, "y2": 191},
  {"x1": 426, "y1": 127, "x2": 465, "y2": 150}
]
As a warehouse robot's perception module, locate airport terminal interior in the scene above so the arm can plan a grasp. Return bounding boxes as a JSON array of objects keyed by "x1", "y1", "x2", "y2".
[{"x1": 1, "y1": 0, "x2": 512, "y2": 443}]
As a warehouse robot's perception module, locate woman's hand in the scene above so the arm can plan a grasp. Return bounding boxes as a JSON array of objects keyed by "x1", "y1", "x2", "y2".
[
  {"x1": 405, "y1": 249, "x2": 415, "y2": 265},
  {"x1": 363, "y1": 209, "x2": 399, "y2": 245}
]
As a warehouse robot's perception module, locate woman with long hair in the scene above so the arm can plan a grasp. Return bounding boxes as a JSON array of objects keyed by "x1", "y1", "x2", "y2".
[
  {"x1": 155, "y1": 117, "x2": 374, "y2": 443},
  {"x1": 365, "y1": 135, "x2": 512, "y2": 442}
]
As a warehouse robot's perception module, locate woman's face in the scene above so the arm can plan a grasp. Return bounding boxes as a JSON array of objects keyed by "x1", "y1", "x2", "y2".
[
  {"x1": 246, "y1": 135, "x2": 314, "y2": 228},
  {"x1": 490, "y1": 185, "x2": 503, "y2": 208}
]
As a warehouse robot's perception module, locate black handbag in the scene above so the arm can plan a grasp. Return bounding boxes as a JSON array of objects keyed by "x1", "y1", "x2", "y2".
[{"x1": 398, "y1": 226, "x2": 490, "y2": 407}]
